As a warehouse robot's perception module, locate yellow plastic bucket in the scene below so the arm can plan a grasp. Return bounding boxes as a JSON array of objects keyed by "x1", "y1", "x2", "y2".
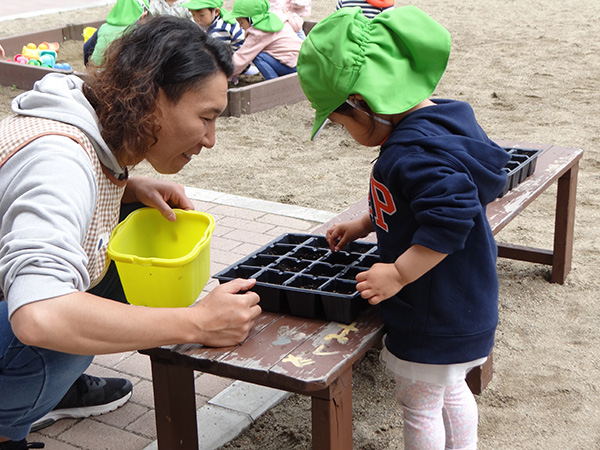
[
  {"x1": 107, "y1": 208, "x2": 215, "y2": 307},
  {"x1": 82, "y1": 27, "x2": 97, "y2": 43}
]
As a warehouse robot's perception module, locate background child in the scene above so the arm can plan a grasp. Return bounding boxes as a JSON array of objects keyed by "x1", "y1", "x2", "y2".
[
  {"x1": 225, "y1": 0, "x2": 303, "y2": 80},
  {"x1": 86, "y1": 0, "x2": 150, "y2": 66},
  {"x1": 269, "y1": 0, "x2": 306, "y2": 38},
  {"x1": 297, "y1": 6, "x2": 511, "y2": 449},
  {"x1": 335, "y1": 0, "x2": 394, "y2": 19},
  {"x1": 271, "y1": 0, "x2": 311, "y2": 20},
  {"x1": 148, "y1": 0, "x2": 194, "y2": 19},
  {"x1": 182, "y1": 0, "x2": 245, "y2": 54}
]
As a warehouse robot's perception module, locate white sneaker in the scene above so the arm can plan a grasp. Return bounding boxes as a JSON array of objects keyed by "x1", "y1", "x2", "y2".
[{"x1": 244, "y1": 64, "x2": 260, "y2": 76}]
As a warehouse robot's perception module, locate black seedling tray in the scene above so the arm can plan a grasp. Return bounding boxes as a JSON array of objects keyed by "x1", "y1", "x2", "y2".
[
  {"x1": 213, "y1": 233, "x2": 379, "y2": 324},
  {"x1": 498, "y1": 147, "x2": 543, "y2": 197}
]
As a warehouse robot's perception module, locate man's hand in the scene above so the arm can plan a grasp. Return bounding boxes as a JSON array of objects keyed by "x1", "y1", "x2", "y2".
[
  {"x1": 190, "y1": 278, "x2": 262, "y2": 347},
  {"x1": 123, "y1": 176, "x2": 194, "y2": 221}
]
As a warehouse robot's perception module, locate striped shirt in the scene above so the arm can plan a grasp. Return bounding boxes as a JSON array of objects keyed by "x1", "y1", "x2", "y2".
[
  {"x1": 208, "y1": 17, "x2": 245, "y2": 52},
  {"x1": 335, "y1": 0, "x2": 394, "y2": 19}
]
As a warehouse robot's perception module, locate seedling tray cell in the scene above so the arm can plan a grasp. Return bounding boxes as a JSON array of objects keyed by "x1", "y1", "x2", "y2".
[
  {"x1": 305, "y1": 263, "x2": 346, "y2": 278},
  {"x1": 345, "y1": 241, "x2": 378, "y2": 254},
  {"x1": 320, "y1": 279, "x2": 364, "y2": 325},
  {"x1": 321, "y1": 251, "x2": 360, "y2": 266},
  {"x1": 240, "y1": 254, "x2": 278, "y2": 268},
  {"x1": 255, "y1": 269, "x2": 295, "y2": 285},
  {"x1": 290, "y1": 246, "x2": 328, "y2": 261},
  {"x1": 213, "y1": 233, "x2": 379, "y2": 323},
  {"x1": 498, "y1": 147, "x2": 543, "y2": 197},
  {"x1": 305, "y1": 236, "x2": 329, "y2": 248},
  {"x1": 357, "y1": 254, "x2": 380, "y2": 267},
  {"x1": 263, "y1": 244, "x2": 296, "y2": 256},
  {"x1": 287, "y1": 274, "x2": 329, "y2": 290},
  {"x1": 252, "y1": 269, "x2": 295, "y2": 312},
  {"x1": 218, "y1": 265, "x2": 261, "y2": 280},
  {"x1": 339, "y1": 266, "x2": 367, "y2": 281},
  {"x1": 272, "y1": 258, "x2": 311, "y2": 273},
  {"x1": 285, "y1": 275, "x2": 329, "y2": 318}
]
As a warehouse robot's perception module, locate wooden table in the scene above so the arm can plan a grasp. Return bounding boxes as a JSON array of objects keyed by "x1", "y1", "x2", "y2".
[
  {"x1": 140, "y1": 308, "x2": 384, "y2": 450},
  {"x1": 139, "y1": 141, "x2": 582, "y2": 449},
  {"x1": 490, "y1": 140, "x2": 582, "y2": 284}
]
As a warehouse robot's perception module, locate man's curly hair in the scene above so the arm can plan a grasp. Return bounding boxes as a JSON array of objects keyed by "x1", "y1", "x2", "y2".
[{"x1": 83, "y1": 15, "x2": 233, "y2": 167}]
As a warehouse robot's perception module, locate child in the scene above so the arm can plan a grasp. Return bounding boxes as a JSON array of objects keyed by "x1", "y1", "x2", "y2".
[
  {"x1": 335, "y1": 0, "x2": 394, "y2": 19},
  {"x1": 148, "y1": 0, "x2": 194, "y2": 19},
  {"x1": 182, "y1": 0, "x2": 245, "y2": 54},
  {"x1": 87, "y1": 0, "x2": 150, "y2": 66},
  {"x1": 225, "y1": 0, "x2": 303, "y2": 80},
  {"x1": 271, "y1": 0, "x2": 311, "y2": 20},
  {"x1": 297, "y1": 7, "x2": 511, "y2": 449},
  {"x1": 269, "y1": 0, "x2": 306, "y2": 39}
]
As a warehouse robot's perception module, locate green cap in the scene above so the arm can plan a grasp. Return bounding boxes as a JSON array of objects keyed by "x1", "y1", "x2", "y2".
[
  {"x1": 223, "y1": 0, "x2": 283, "y2": 32},
  {"x1": 106, "y1": 0, "x2": 149, "y2": 26},
  {"x1": 182, "y1": 0, "x2": 223, "y2": 10},
  {"x1": 297, "y1": 6, "x2": 451, "y2": 140}
]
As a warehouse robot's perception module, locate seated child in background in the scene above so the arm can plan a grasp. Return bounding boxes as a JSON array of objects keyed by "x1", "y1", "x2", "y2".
[
  {"x1": 225, "y1": 0, "x2": 303, "y2": 80},
  {"x1": 86, "y1": 0, "x2": 150, "y2": 66},
  {"x1": 148, "y1": 0, "x2": 194, "y2": 19},
  {"x1": 269, "y1": 0, "x2": 306, "y2": 39},
  {"x1": 335, "y1": 0, "x2": 394, "y2": 19},
  {"x1": 182, "y1": 0, "x2": 245, "y2": 53},
  {"x1": 288, "y1": 0, "x2": 311, "y2": 19}
]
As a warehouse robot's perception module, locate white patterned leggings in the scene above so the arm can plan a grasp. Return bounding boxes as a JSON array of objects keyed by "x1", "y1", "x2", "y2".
[{"x1": 395, "y1": 376, "x2": 479, "y2": 450}]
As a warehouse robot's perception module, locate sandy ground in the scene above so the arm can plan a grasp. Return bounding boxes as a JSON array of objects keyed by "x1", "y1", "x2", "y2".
[{"x1": 1, "y1": 0, "x2": 600, "y2": 448}]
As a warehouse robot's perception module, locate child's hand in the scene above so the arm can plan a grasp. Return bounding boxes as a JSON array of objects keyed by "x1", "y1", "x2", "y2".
[
  {"x1": 356, "y1": 263, "x2": 404, "y2": 305},
  {"x1": 357, "y1": 245, "x2": 448, "y2": 304},
  {"x1": 326, "y1": 214, "x2": 373, "y2": 251}
]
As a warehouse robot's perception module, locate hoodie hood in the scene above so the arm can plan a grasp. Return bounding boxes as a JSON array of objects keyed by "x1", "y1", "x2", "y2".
[
  {"x1": 11, "y1": 73, "x2": 126, "y2": 179},
  {"x1": 383, "y1": 99, "x2": 510, "y2": 205}
]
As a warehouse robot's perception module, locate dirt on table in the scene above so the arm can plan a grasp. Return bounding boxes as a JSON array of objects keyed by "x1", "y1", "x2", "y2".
[{"x1": 1, "y1": 0, "x2": 600, "y2": 448}]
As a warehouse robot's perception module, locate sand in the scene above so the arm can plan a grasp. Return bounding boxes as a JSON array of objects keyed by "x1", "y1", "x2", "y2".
[{"x1": 1, "y1": 0, "x2": 599, "y2": 448}]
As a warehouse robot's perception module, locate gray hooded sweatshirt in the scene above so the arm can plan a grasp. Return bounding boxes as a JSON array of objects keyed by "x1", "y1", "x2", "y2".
[{"x1": 0, "y1": 73, "x2": 126, "y2": 318}]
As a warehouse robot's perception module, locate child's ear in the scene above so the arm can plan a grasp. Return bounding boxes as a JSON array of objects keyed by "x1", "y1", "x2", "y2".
[{"x1": 215, "y1": 7, "x2": 221, "y2": 15}]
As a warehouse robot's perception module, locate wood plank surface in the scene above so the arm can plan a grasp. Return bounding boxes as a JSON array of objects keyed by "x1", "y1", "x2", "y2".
[
  {"x1": 265, "y1": 307, "x2": 383, "y2": 392},
  {"x1": 488, "y1": 142, "x2": 583, "y2": 234},
  {"x1": 214, "y1": 314, "x2": 332, "y2": 385}
]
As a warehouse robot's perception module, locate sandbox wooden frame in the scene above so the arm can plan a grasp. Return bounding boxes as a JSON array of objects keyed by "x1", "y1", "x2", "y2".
[
  {"x1": 0, "y1": 21, "x2": 316, "y2": 117},
  {"x1": 0, "y1": 21, "x2": 102, "y2": 91}
]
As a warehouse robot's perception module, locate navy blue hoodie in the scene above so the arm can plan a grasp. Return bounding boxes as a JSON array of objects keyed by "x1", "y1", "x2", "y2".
[{"x1": 370, "y1": 99, "x2": 510, "y2": 364}]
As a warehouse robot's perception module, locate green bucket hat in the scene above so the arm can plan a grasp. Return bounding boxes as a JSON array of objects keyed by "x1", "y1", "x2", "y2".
[
  {"x1": 223, "y1": 0, "x2": 283, "y2": 32},
  {"x1": 182, "y1": 0, "x2": 232, "y2": 22},
  {"x1": 297, "y1": 6, "x2": 451, "y2": 140},
  {"x1": 106, "y1": 0, "x2": 149, "y2": 26},
  {"x1": 182, "y1": 0, "x2": 223, "y2": 10}
]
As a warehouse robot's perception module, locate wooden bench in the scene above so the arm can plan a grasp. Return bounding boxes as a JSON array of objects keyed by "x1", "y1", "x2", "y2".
[{"x1": 139, "y1": 140, "x2": 582, "y2": 449}]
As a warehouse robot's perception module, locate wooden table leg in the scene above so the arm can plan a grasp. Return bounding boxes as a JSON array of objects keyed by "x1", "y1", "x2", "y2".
[
  {"x1": 310, "y1": 366, "x2": 353, "y2": 450},
  {"x1": 466, "y1": 350, "x2": 493, "y2": 395},
  {"x1": 149, "y1": 357, "x2": 199, "y2": 450},
  {"x1": 551, "y1": 162, "x2": 579, "y2": 284}
]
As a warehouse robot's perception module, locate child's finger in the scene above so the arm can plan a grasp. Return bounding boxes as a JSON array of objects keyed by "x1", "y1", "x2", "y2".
[{"x1": 326, "y1": 227, "x2": 341, "y2": 251}]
